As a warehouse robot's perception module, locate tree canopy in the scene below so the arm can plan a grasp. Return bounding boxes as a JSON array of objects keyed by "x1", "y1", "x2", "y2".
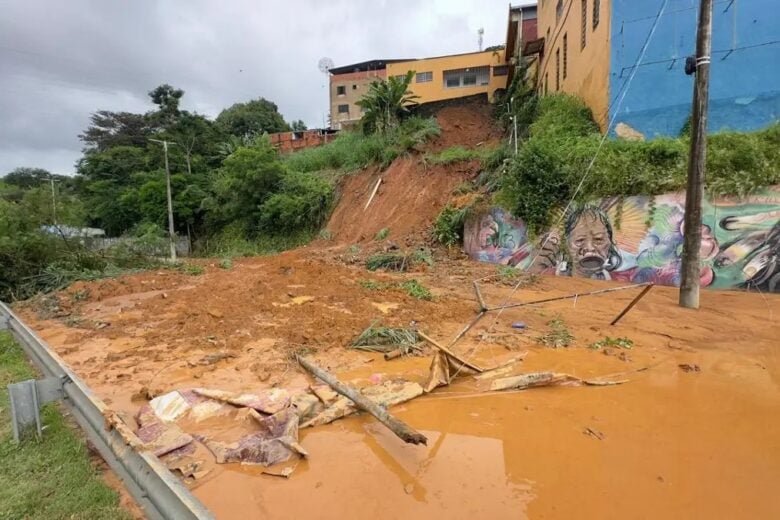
[{"x1": 216, "y1": 98, "x2": 291, "y2": 137}]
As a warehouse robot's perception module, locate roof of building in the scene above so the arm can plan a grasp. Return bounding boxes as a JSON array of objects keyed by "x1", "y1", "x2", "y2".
[{"x1": 329, "y1": 59, "x2": 411, "y2": 75}]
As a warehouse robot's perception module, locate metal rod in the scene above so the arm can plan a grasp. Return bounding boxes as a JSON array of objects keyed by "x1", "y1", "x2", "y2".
[
  {"x1": 610, "y1": 284, "x2": 654, "y2": 325},
  {"x1": 486, "y1": 282, "x2": 653, "y2": 312}
]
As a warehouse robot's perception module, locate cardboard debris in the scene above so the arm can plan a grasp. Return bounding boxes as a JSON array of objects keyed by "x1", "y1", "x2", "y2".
[
  {"x1": 200, "y1": 407, "x2": 305, "y2": 466},
  {"x1": 423, "y1": 351, "x2": 478, "y2": 393},
  {"x1": 193, "y1": 388, "x2": 291, "y2": 414}
]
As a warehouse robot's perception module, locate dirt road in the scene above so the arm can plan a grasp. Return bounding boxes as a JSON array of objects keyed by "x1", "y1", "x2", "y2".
[{"x1": 16, "y1": 245, "x2": 780, "y2": 519}]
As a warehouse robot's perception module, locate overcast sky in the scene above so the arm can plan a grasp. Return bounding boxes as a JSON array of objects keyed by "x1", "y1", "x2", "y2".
[{"x1": 0, "y1": 0, "x2": 533, "y2": 175}]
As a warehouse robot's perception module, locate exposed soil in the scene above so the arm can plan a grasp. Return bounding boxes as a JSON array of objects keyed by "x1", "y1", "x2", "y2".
[
  {"x1": 326, "y1": 99, "x2": 502, "y2": 245},
  {"x1": 14, "y1": 247, "x2": 780, "y2": 520},
  {"x1": 12, "y1": 102, "x2": 780, "y2": 519}
]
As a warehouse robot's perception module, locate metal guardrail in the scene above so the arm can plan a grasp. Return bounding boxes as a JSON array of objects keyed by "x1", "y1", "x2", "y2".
[{"x1": 0, "y1": 301, "x2": 215, "y2": 520}]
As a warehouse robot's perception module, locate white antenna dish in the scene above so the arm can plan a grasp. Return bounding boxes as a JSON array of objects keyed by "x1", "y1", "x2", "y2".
[
  {"x1": 318, "y1": 57, "x2": 335, "y2": 74},
  {"x1": 478, "y1": 27, "x2": 484, "y2": 51}
]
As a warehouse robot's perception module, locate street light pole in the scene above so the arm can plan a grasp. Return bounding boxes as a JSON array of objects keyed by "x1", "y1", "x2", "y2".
[
  {"x1": 149, "y1": 139, "x2": 177, "y2": 261},
  {"x1": 679, "y1": 0, "x2": 713, "y2": 309}
]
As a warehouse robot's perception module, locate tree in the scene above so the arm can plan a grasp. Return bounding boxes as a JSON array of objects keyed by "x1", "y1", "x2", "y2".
[
  {"x1": 79, "y1": 111, "x2": 151, "y2": 151},
  {"x1": 216, "y1": 98, "x2": 291, "y2": 138},
  {"x1": 291, "y1": 119, "x2": 307, "y2": 132},
  {"x1": 356, "y1": 71, "x2": 420, "y2": 134},
  {"x1": 3, "y1": 167, "x2": 56, "y2": 188},
  {"x1": 208, "y1": 137, "x2": 286, "y2": 233},
  {"x1": 148, "y1": 84, "x2": 184, "y2": 130}
]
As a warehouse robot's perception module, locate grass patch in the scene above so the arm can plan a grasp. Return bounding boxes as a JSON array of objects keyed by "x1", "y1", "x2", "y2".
[
  {"x1": 537, "y1": 316, "x2": 574, "y2": 348},
  {"x1": 175, "y1": 262, "x2": 205, "y2": 276},
  {"x1": 284, "y1": 116, "x2": 440, "y2": 173},
  {"x1": 351, "y1": 322, "x2": 418, "y2": 353},
  {"x1": 589, "y1": 336, "x2": 634, "y2": 350},
  {"x1": 365, "y1": 249, "x2": 433, "y2": 272},
  {"x1": 0, "y1": 333, "x2": 131, "y2": 519},
  {"x1": 375, "y1": 227, "x2": 390, "y2": 240},
  {"x1": 399, "y1": 279, "x2": 433, "y2": 300},
  {"x1": 358, "y1": 279, "x2": 390, "y2": 291},
  {"x1": 218, "y1": 258, "x2": 233, "y2": 270},
  {"x1": 198, "y1": 227, "x2": 315, "y2": 258}
]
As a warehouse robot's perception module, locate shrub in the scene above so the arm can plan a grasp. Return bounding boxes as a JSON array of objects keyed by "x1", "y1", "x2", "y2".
[
  {"x1": 400, "y1": 279, "x2": 433, "y2": 300},
  {"x1": 284, "y1": 117, "x2": 440, "y2": 173},
  {"x1": 375, "y1": 227, "x2": 390, "y2": 240},
  {"x1": 498, "y1": 92, "x2": 780, "y2": 234},
  {"x1": 434, "y1": 205, "x2": 471, "y2": 247}
]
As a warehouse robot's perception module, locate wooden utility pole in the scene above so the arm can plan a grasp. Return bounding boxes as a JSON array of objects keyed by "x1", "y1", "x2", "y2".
[
  {"x1": 149, "y1": 139, "x2": 177, "y2": 261},
  {"x1": 679, "y1": 0, "x2": 713, "y2": 309},
  {"x1": 49, "y1": 176, "x2": 58, "y2": 227}
]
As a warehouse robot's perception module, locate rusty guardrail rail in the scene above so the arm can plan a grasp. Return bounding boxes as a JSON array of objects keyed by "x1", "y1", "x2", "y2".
[{"x1": 0, "y1": 301, "x2": 215, "y2": 520}]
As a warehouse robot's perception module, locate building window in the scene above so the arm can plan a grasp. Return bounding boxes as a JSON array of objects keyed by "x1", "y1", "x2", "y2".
[
  {"x1": 555, "y1": 48, "x2": 560, "y2": 90},
  {"x1": 493, "y1": 65, "x2": 509, "y2": 76},
  {"x1": 581, "y1": 0, "x2": 587, "y2": 49},
  {"x1": 443, "y1": 66, "x2": 490, "y2": 88},
  {"x1": 563, "y1": 33, "x2": 568, "y2": 79},
  {"x1": 393, "y1": 74, "x2": 407, "y2": 82},
  {"x1": 416, "y1": 71, "x2": 433, "y2": 83},
  {"x1": 556, "y1": 0, "x2": 564, "y2": 23},
  {"x1": 593, "y1": 0, "x2": 600, "y2": 29},
  {"x1": 336, "y1": 85, "x2": 346, "y2": 96},
  {"x1": 337, "y1": 104, "x2": 349, "y2": 114},
  {"x1": 352, "y1": 84, "x2": 358, "y2": 90}
]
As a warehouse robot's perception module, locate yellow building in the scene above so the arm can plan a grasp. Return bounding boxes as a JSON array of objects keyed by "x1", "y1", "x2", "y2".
[
  {"x1": 386, "y1": 50, "x2": 509, "y2": 104},
  {"x1": 530, "y1": 0, "x2": 611, "y2": 129}
]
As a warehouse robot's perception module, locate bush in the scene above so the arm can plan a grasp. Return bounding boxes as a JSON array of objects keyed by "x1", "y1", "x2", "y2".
[
  {"x1": 285, "y1": 116, "x2": 440, "y2": 173},
  {"x1": 498, "y1": 93, "x2": 780, "y2": 234},
  {"x1": 434, "y1": 205, "x2": 471, "y2": 247}
]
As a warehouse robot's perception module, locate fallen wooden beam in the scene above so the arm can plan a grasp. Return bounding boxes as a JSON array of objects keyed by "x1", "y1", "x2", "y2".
[
  {"x1": 447, "y1": 311, "x2": 486, "y2": 349},
  {"x1": 364, "y1": 177, "x2": 382, "y2": 211},
  {"x1": 418, "y1": 331, "x2": 484, "y2": 373},
  {"x1": 473, "y1": 281, "x2": 487, "y2": 311},
  {"x1": 610, "y1": 284, "x2": 654, "y2": 325},
  {"x1": 489, "y1": 371, "x2": 629, "y2": 391},
  {"x1": 487, "y1": 282, "x2": 653, "y2": 312},
  {"x1": 297, "y1": 356, "x2": 427, "y2": 445}
]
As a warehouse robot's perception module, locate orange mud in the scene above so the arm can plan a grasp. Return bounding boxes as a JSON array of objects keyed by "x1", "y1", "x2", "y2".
[{"x1": 15, "y1": 248, "x2": 780, "y2": 519}]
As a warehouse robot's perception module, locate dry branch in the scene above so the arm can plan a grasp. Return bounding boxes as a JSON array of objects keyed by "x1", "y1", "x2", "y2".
[{"x1": 297, "y1": 356, "x2": 427, "y2": 445}]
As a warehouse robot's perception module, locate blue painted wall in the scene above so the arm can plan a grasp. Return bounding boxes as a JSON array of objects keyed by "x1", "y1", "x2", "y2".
[{"x1": 609, "y1": 0, "x2": 780, "y2": 138}]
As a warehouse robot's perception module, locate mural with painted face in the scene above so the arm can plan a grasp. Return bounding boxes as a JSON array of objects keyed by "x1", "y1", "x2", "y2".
[
  {"x1": 564, "y1": 207, "x2": 622, "y2": 279},
  {"x1": 461, "y1": 186, "x2": 780, "y2": 292}
]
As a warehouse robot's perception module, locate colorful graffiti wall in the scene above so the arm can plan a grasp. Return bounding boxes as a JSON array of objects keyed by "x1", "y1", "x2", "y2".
[{"x1": 464, "y1": 187, "x2": 780, "y2": 292}]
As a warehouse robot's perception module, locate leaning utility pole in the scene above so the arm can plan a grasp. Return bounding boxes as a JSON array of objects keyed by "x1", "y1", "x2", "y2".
[
  {"x1": 679, "y1": 0, "x2": 713, "y2": 309},
  {"x1": 149, "y1": 139, "x2": 177, "y2": 261}
]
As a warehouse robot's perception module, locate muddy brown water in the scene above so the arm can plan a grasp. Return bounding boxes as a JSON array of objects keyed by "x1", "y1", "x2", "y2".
[{"x1": 15, "y1": 251, "x2": 780, "y2": 519}]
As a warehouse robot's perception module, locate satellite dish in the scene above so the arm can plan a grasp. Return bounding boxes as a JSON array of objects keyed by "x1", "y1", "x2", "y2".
[{"x1": 318, "y1": 57, "x2": 335, "y2": 74}]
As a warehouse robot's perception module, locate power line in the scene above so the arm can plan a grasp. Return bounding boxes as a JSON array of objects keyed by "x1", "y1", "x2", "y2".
[{"x1": 619, "y1": 39, "x2": 780, "y2": 76}]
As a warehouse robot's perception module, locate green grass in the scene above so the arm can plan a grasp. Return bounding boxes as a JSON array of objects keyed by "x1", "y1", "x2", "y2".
[
  {"x1": 358, "y1": 279, "x2": 390, "y2": 291},
  {"x1": 537, "y1": 316, "x2": 574, "y2": 348},
  {"x1": 284, "y1": 116, "x2": 441, "y2": 173},
  {"x1": 374, "y1": 227, "x2": 390, "y2": 241},
  {"x1": 399, "y1": 279, "x2": 433, "y2": 300},
  {"x1": 0, "y1": 332, "x2": 131, "y2": 519},
  {"x1": 589, "y1": 336, "x2": 634, "y2": 350}
]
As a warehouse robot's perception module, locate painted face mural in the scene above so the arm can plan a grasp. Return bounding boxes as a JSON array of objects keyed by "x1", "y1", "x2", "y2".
[
  {"x1": 564, "y1": 207, "x2": 622, "y2": 279},
  {"x1": 463, "y1": 187, "x2": 780, "y2": 292}
]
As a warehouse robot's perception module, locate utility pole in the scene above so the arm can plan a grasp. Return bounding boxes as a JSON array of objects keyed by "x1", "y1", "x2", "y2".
[
  {"x1": 49, "y1": 176, "x2": 58, "y2": 227},
  {"x1": 679, "y1": 0, "x2": 713, "y2": 309},
  {"x1": 149, "y1": 139, "x2": 177, "y2": 261}
]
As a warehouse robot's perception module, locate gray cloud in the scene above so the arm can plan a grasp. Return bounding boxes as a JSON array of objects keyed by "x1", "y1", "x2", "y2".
[{"x1": 0, "y1": 0, "x2": 515, "y2": 175}]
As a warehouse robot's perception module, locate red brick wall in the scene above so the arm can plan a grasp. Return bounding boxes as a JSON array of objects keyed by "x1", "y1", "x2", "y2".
[{"x1": 269, "y1": 130, "x2": 335, "y2": 154}]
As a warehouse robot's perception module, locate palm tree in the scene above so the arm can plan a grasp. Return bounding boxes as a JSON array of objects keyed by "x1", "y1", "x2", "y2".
[{"x1": 356, "y1": 71, "x2": 420, "y2": 134}]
